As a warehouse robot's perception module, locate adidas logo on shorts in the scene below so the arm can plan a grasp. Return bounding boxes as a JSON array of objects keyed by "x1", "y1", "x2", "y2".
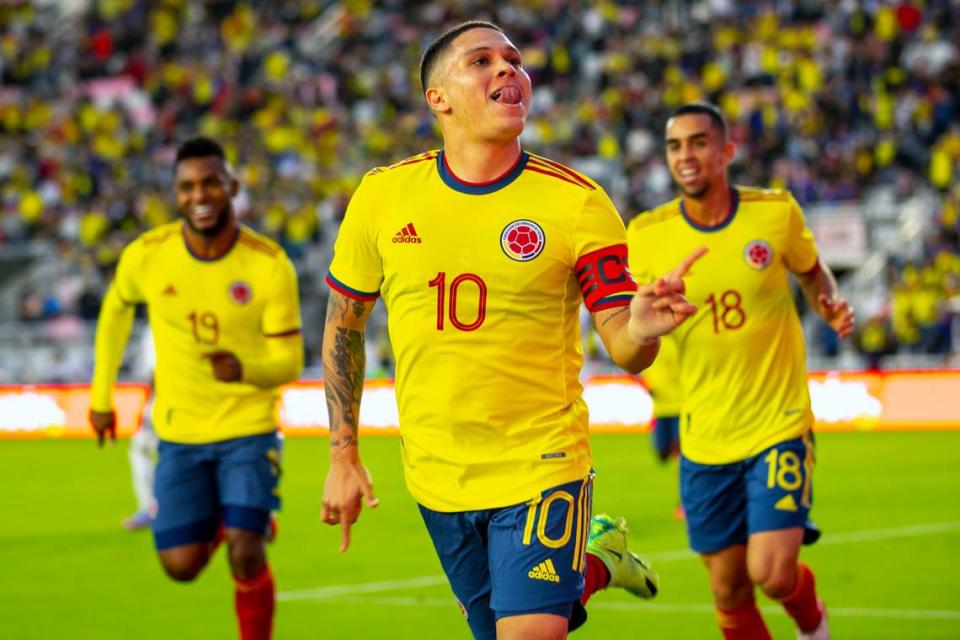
[{"x1": 528, "y1": 558, "x2": 560, "y2": 583}]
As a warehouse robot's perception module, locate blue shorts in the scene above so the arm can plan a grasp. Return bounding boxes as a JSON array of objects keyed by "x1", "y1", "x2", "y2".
[
  {"x1": 152, "y1": 432, "x2": 282, "y2": 550},
  {"x1": 652, "y1": 415, "x2": 680, "y2": 461},
  {"x1": 680, "y1": 435, "x2": 819, "y2": 554},
  {"x1": 419, "y1": 476, "x2": 593, "y2": 640}
]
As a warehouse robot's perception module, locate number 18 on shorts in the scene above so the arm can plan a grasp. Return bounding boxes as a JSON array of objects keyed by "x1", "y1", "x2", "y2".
[{"x1": 680, "y1": 436, "x2": 815, "y2": 554}]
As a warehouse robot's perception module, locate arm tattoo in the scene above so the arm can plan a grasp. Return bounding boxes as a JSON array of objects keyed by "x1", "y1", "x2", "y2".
[
  {"x1": 352, "y1": 299, "x2": 366, "y2": 318},
  {"x1": 323, "y1": 292, "x2": 369, "y2": 450},
  {"x1": 600, "y1": 307, "x2": 629, "y2": 327},
  {"x1": 325, "y1": 327, "x2": 365, "y2": 449}
]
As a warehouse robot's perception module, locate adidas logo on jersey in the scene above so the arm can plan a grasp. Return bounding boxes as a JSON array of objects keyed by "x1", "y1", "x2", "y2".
[
  {"x1": 162, "y1": 284, "x2": 177, "y2": 296},
  {"x1": 528, "y1": 559, "x2": 561, "y2": 583},
  {"x1": 392, "y1": 223, "x2": 422, "y2": 244}
]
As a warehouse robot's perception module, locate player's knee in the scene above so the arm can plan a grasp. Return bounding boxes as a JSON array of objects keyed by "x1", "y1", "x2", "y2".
[
  {"x1": 160, "y1": 558, "x2": 204, "y2": 582},
  {"x1": 227, "y1": 536, "x2": 266, "y2": 579},
  {"x1": 748, "y1": 555, "x2": 796, "y2": 599},
  {"x1": 757, "y1": 569, "x2": 795, "y2": 600},
  {"x1": 710, "y1": 577, "x2": 753, "y2": 609}
]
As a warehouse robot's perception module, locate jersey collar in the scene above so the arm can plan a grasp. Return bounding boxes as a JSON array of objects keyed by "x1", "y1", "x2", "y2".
[
  {"x1": 437, "y1": 150, "x2": 529, "y2": 195},
  {"x1": 182, "y1": 223, "x2": 240, "y2": 262},
  {"x1": 680, "y1": 187, "x2": 740, "y2": 232}
]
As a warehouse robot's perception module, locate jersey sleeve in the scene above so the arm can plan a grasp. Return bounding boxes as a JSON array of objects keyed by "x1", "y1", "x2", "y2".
[
  {"x1": 113, "y1": 239, "x2": 145, "y2": 304},
  {"x1": 783, "y1": 194, "x2": 819, "y2": 275},
  {"x1": 326, "y1": 175, "x2": 383, "y2": 300},
  {"x1": 262, "y1": 252, "x2": 302, "y2": 335},
  {"x1": 571, "y1": 188, "x2": 637, "y2": 312}
]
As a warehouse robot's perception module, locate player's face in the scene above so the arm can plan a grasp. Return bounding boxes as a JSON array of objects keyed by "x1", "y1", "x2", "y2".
[
  {"x1": 174, "y1": 156, "x2": 238, "y2": 237},
  {"x1": 435, "y1": 28, "x2": 532, "y2": 143},
  {"x1": 664, "y1": 114, "x2": 734, "y2": 199}
]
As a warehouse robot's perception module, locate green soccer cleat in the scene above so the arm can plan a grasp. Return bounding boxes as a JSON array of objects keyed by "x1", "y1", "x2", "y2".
[{"x1": 587, "y1": 514, "x2": 660, "y2": 599}]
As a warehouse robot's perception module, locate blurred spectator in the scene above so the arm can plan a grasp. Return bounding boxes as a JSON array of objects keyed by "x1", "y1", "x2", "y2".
[
  {"x1": 1, "y1": 0, "x2": 959, "y2": 376},
  {"x1": 855, "y1": 313, "x2": 894, "y2": 370}
]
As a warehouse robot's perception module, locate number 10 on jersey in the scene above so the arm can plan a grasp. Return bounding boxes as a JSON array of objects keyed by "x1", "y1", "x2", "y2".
[{"x1": 429, "y1": 272, "x2": 487, "y2": 331}]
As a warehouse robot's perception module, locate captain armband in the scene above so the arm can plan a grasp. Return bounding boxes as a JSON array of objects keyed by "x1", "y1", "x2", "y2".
[{"x1": 575, "y1": 244, "x2": 637, "y2": 312}]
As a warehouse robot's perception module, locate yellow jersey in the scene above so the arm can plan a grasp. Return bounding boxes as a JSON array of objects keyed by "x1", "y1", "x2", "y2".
[
  {"x1": 627, "y1": 187, "x2": 818, "y2": 464},
  {"x1": 97, "y1": 222, "x2": 302, "y2": 443},
  {"x1": 641, "y1": 334, "x2": 683, "y2": 418},
  {"x1": 328, "y1": 150, "x2": 636, "y2": 511}
]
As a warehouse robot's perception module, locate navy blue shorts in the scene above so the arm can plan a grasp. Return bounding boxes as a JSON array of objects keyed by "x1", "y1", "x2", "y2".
[
  {"x1": 419, "y1": 476, "x2": 593, "y2": 640},
  {"x1": 152, "y1": 432, "x2": 282, "y2": 550},
  {"x1": 681, "y1": 435, "x2": 819, "y2": 554},
  {"x1": 652, "y1": 415, "x2": 680, "y2": 460}
]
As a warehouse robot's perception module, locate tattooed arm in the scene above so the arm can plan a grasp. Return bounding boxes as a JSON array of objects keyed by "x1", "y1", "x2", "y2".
[{"x1": 321, "y1": 289, "x2": 379, "y2": 552}]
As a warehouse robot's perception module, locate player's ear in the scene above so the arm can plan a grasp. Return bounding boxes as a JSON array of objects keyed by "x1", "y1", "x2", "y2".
[
  {"x1": 722, "y1": 140, "x2": 736, "y2": 165},
  {"x1": 425, "y1": 86, "x2": 450, "y2": 115},
  {"x1": 229, "y1": 176, "x2": 240, "y2": 198}
]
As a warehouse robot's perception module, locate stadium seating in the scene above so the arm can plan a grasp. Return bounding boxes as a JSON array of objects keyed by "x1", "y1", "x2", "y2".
[{"x1": 0, "y1": 0, "x2": 957, "y2": 382}]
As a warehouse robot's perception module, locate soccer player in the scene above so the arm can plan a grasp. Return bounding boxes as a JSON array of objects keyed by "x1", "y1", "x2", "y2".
[
  {"x1": 321, "y1": 21, "x2": 702, "y2": 640},
  {"x1": 627, "y1": 102, "x2": 854, "y2": 640},
  {"x1": 89, "y1": 136, "x2": 303, "y2": 640}
]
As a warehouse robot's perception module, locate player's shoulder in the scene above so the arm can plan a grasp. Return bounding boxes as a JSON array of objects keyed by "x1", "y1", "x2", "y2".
[
  {"x1": 524, "y1": 152, "x2": 598, "y2": 192},
  {"x1": 129, "y1": 221, "x2": 181, "y2": 255},
  {"x1": 627, "y1": 198, "x2": 683, "y2": 233},
  {"x1": 237, "y1": 225, "x2": 284, "y2": 259},
  {"x1": 736, "y1": 185, "x2": 794, "y2": 205},
  {"x1": 363, "y1": 150, "x2": 441, "y2": 180}
]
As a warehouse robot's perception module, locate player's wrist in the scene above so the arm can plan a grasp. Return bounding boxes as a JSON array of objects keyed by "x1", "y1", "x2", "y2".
[
  {"x1": 330, "y1": 445, "x2": 361, "y2": 464},
  {"x1": 627, "y1": 324, "x2": 660, "y2": 347}
]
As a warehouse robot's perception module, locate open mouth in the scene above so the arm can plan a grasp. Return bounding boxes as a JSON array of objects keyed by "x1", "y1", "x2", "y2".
[
  {"x1": 191, "y1": 204, "x2": 217, "y2": 223},
  {"x1": 491, "y1": 85, "x2": 522, "y2": 105}
]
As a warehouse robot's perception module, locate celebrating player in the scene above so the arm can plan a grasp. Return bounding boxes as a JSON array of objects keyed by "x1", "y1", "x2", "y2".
[
  {"x1": 320, "y1": 22, "x2": 702, "y2": 640},
  {"x1": 627, "y1": 102, "x2": 854, "y2": 640},
  {"x1": 89, "y1": 137, "x2": 303, "y2": 640}
]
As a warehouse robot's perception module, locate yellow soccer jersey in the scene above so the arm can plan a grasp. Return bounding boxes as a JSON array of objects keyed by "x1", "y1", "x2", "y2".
[
  {"x1": 328, "y1": 150, "x2": 636, "y2": 512},
  {"x1": 627, "y1": 187, "x2": 818, "y2": 464},
  {"x1": 107, "y1": 222, "x2": 301, "y2": 443},
  {"x1": 641, "y1": 334, "x2": 683, "y2": 418}
]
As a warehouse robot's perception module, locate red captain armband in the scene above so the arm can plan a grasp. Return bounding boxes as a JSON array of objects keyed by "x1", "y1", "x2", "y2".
[{"x1": 575, "y1": 244, "x2": 637, "y2": 312}]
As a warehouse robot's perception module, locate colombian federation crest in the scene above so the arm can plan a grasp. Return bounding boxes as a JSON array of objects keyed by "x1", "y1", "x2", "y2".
[
  {"x1": 744, "y1": 240, "x2": 773, "y2": 270},
  {"x1": 501, "y1": 219, "x2": 545, "y2": 262},
  {"x1": 229, "y1": 280, "x2": 252, "y2": 304}
]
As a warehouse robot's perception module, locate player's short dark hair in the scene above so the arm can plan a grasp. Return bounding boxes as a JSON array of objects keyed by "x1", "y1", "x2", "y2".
[
  {"x1": 671, "y1": 102, "x2": 728, "y2": 139},
  {"x1": 419, "y1": 21, "x2": 504, "y2": 92},
  {"x1": 175, "y1": 136, "x2": 226, "y2": 166}
]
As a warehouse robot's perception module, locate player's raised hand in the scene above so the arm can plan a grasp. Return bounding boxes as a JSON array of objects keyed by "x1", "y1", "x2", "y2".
[
  {"x1": 629, "y1": 247, "x2": 708, "y2": 345},
  {"x1": 322, "y1": 457, "x2": 379, "y2": 553},
  {"x1": 89, "y1": 409, "x2": 117, "y2": 447},
  {"x1": 818, "y1": 293, "x2": 855, "y2": 339},
  {"x1": 203, "y1": 351, "x2": 243, "y2": 382}
]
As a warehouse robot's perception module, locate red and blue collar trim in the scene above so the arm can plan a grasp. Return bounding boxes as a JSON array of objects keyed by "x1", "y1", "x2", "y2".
[
  {"x1": 681, "y1": 187, "x2": 740, "y2": 232},
  {"x1": 437, "y1": 150, "x2": 529, "y2": 195}
]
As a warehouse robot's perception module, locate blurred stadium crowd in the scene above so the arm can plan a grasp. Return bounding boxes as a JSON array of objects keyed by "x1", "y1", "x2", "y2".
[{"x1": 0, "y1": 0, "x2": 958, "y2": 382}]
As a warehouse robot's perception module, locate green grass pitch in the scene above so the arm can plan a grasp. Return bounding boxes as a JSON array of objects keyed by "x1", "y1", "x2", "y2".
[{"x1": 2, "y1": 431, "x2": 959, "y2": 639}]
